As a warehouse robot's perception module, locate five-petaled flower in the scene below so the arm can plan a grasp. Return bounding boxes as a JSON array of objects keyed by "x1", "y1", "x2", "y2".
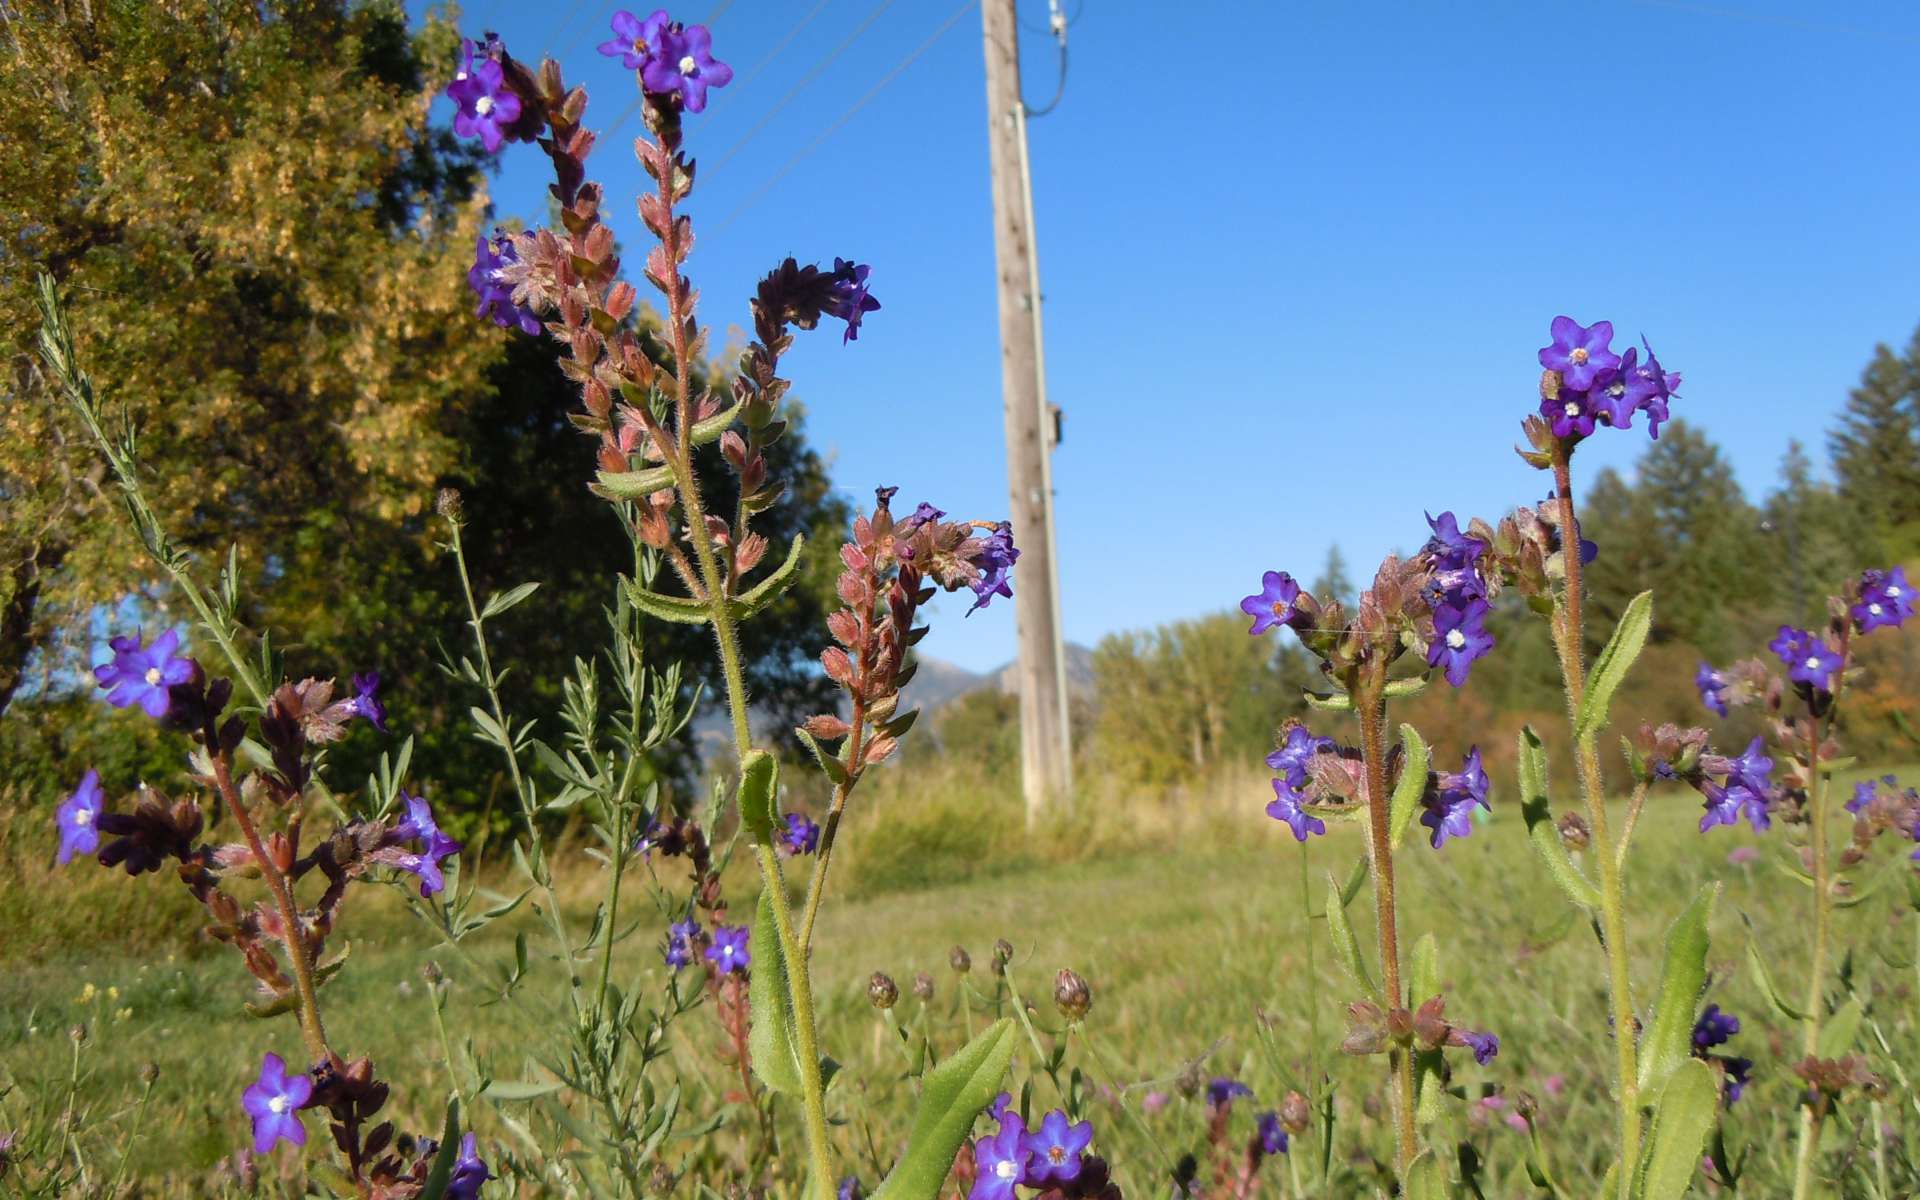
[
  {"x1": 1538, "y1": 315, "x2": 1621, "y2": 392},
  {"x1": 1240, "y1": 570, "x2": 1301, "y2": 637},
  {"x1": 446, "y1": 39, "x2": 523, "y2": 153},
  {"x1": 1768, "y1": 625, "x2": 1842, "y2": 691},
  {"x1": 641, "y1": 20, "x2": 734, "y2": 113},
  {"x1": 598, "y1": 8, "x2": 669, "y2": 70},
  {"x1": 1020, "y1": 1109, "x2": 1094, "y2": 1185},
  {"x1": 706, "y1": 924, "x2": 750, "y2": 974},
  {"x1": 241, "y1": 1052, "x2": 313, "y2": 1154},
  {"x1": 56, "y1": 769, "x2": 104, "y2": 866},
  {"x1": 1266, "y1": 776, "x2": 1326, "y2": 842},
  {"x1": 778, "y1": 811, "x2": 820, "y2": 856},
  {"x1": 1852, "y1": 566, "x2": 1913, "y2": 634},
  {"x1": 94, "y1": 630, "x2": 195, "y2": 719},
  {"x1": 969, "y1": 1113, "x2": 1031, "y2": 1200},
  {"x1": 1428, "y1": 598, "x2": 1495, "y2": 687},
  {"x1": 824, "y1": 259, "x2": 882, "y2": 343},
  {"x1": 1266, "y1": 724, "x2": 1334, "y2": 780}
]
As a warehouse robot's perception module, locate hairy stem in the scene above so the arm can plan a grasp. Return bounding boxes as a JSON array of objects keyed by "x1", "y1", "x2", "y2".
[
  {"x1": 1355, "y1": 679, "x2": 1416, "y2": 1174},
  {"x1": 1551, "y1": 451, "x2": 1641, "y2": 1197},
  {"x1": 1791, "y1": 650, "x2": 1847, "y2": 1200},
  {"x1": 212, "y1": 748, "x2": 329, "y2": 1061}
]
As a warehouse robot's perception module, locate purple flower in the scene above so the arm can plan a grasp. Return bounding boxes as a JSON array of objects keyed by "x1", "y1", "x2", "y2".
[
  {"x1": 468, "y1": 232, "x2": 542, "y2": 336},
  {"x1": 1722, "y1": 737, "x2": 1774, "y2": 799},
  {"x1": 56, "y1": 769, "x2": 104, "y2": 866},
  {"x1": 1424, "y1": 511, "x2": 1489, "y2": 605},
  {"x1": 967, "y1": 523, "x2": 1018, "y2": 615},
  {"x1": 1720, "y1": 1054, "x2": 1753, "y2": 1104},
  {"x1": 1425, "y1": 511, "x2": 1485, "y2": 563},
  {"x1": 1538, "y1": 316, "x2": 1621, "y2": 392},
  {"x1": 897, "y1": 502, "x2": 946, "y2": 536},
  {"x1": 93, "y1": 630, "x2": 195, "y2": 718},
  {"x1": 1266, "y1": 776, "x2": 1326, "y2": 842},
  {"x1": 1852, "y1": 566, "x2": 1914, "y2": 634},
  {"x1": 1699, "y1": 782, "x2": 1769, "y2": 834},
  {"x1": 1769, "y1": 625, "x2": 1842, "y2": 690},
  {"x1": 1265, "y1": 725, "x2": 1333, "y2": 783},
  {"x1": 664, "y1": 917, "x2": 700, "y2": 968},
  {"x1": 706, "y1": 924, "x2": 750, "y2": 974},
  {"x1": 1692, "y1": 1004, "x2": 1739, "y2": 1051},
  {"x1": 1634, "y1": 338, "x2": 1681, "y2": 439},
  {"x1": 1462, "y1": 1030, "x2": 1500, "y2": 1065},
  {"x1": 1422, "y1": 747, "x2": 1490, "y2": 849},
  {"x1": 394, "y1": 792, "x2": 462, "y2": 895},
  {"x1": 640, "y1": 21, "x2": 733, "y2": 113},
  {"x1": 1206, "y1": 1078, "x2": 1253, "y2": 1110},
  {"x1": 838, "y1": 1177, "x2": 864, "y2": 1200},
  {"x1": 446, "y1": 1133, "x2": 493, "y2": 1200},
  {"x1": 1240, "y1": 571, "x2": 1302, "y2": 637},
  {"x1": 1256, "y1": 1111, "x2": 1288, "y2": 1155},
  {"x1": 1427, "y1": 598, "x2": 1495, "y2": 687},
  {"x1": 778, "y1": 811, "x2": 820, "y2": 856},
  {"x1": 1020, "y1": 1110, "x2": 1094, "y2": 1185},
  {"x1": 241, "y1": 1052, "x2": 312, "y2": 1154},
  {"x1": 446, "y1": 40, "x2": 523, "y2": 153},
  {"x1": 969, "y1": 1114, "x2": 1031, "y2": 1200},
  {"x1": 1695, "y1": 662, "x2": 1729, "y2": 718},
  {"x1": 989, "y1": 1091, "x2": 1015, "y2": 1124},
  {"x1": 824, "y1": 259, "x2": 882, "y2": 344},
  {"x1": 394, "y1": 851, "x2": 447, "y2": 898},
  {"x1": 1540, "y1": 388, "x2": 1598, "y2": 440},
  {"x1": 1847, "y1": 774, "x2": 1899, "y2": 814},
  {"x1": 598, "y1": 8, "x2": 670, "y2": 70},
  {"x1": 342, "y1": 671, "x2": 388, "y2": 733}
]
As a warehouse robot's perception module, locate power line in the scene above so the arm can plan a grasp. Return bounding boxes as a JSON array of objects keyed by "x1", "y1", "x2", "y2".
[{"x1": 712, "y1": 0, "x2": 977, "y2": 236}]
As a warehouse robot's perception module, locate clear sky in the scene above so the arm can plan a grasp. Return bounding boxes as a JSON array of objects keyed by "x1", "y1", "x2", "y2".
[{"x1": 423, "y1": 0, "x2": 1920, "y2": 672}]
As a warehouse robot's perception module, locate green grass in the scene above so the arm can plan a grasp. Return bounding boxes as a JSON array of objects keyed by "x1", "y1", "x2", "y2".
[{"x1": 3, "y1": 772, "x2": 1918, "y2": 1196}]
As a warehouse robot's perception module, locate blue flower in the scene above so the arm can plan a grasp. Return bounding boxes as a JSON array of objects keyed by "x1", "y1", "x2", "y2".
[
  {"x1": 1691, "y1": 1004, "x2": 1739, "y2": 1051},
  {"x1": 1695, "y1": 662, "x2": 1729, "y2": 718},
  {"x1": 968, "y1": 1114, "x2": 1031, "y2": 1200},
  {"x1": 343, "y1": 671, "x2": 389, "y2": 732},
  {"x1": 1206, "y1": 1078, "x2": 1252, "y2": 1110},
  {"x1": 1461, "y1": 1030, "x2": 1499, "y2": 1065},
  {"x1": 1769, "y1": 625, "x2": 1842, "y2": 691},
  {"x1": 468, "y1": 232, "x2": 542, "y2": 336},
  {"x1": 1256, "y1": 1110, "x2": 1288, "y2": 1155},
  {"x1": 447, "y1": 40, "x2": 524, "y2": 153},
  {"x1": 1427, "y1": 598, "x2": 1495, "y2": 687},
  {"x1": 1853, "y1": 566, "x2": 1914, "y2": 634},
  {"x1": 640, "y1": 20, "x2": 734, "y2": 113},
  {"x1": 56, "y1": 770, "x2": 104, "y2": 866},
  {"x1": 1699, "y1": 782, "x2": 1769, "y2": 834},
  {"x1": 1538, "y1": 316, "x2": 1621, "y2": 392},
  {"x1": 1019, "y1": 1110, "x2": 1094, "y2": 1185},
  {"x1": 706, "y1": 924, "x2": 750, "y2": 974},
  {"x1": 824, "y1": 259, "x2": 882, "y2": 343},
  {"x1": 967, "y1": 523, "x2": 1019, "y2": 615},
  {"x1": 598, "y1": 8, "x2": 670, "y2": 70},
  {"x1": 1265, "y1": 724, "x2": 1333, "y2": 783},
  {"x1": 1266, "y1": 776, "x2": 1326, "y2": 842},
  {"x1": 1240, "y1": 571, "x2": 1301, "y2": 637},
  {"x1": 1422, "y1": 747, "x2": 1490, "y2": 849},
  {"x1": 94, "y1": 630, "x2": 195, "y2": 719},
  {"x1": 446, "y1": 1133, "x2": 493, "y2": 1200},
  {"x1": 241, "y1": 1053, "x2": 313, "y2": 1154},
  {"x1": 778, "y1": 811, "x2": 820, "y2": 856},
  {"x1": 664, "y1": 917, "x2": 700, "y2": 969}
]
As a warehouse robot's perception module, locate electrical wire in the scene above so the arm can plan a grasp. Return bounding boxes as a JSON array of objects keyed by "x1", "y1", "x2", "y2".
[
  {"x1": 1020, "y1": 0, "x2": 1069, "y2": 117},
  {"x1": 711, "y1": 0, "x2": 977, "y2": 236}
]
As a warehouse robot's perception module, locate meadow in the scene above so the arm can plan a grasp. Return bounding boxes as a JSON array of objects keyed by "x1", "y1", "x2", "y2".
[{"x1": 6, "y1": 769, "x2": 1917, "y2": 1195}]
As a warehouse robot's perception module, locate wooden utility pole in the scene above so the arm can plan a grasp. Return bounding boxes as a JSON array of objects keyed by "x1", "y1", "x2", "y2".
[{"x1": 980, "y1": 0, "x2": 1072, "y2": 819}]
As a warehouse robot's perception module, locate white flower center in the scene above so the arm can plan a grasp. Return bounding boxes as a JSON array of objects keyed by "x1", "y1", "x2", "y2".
[
  {"x1": 1888, "y1": 585, "x2": 1903, "y2": 598},
  {"x1": 994, "y1": 1161, "x2": 1018, "y2": 1181},
  {"x1": 1869, "y1": 603, "x2": 1883, "y2": 615},
  {"x1": 474, "y1": 95, "x2": 493, "y2": 115},
  {"x1": 268, "y1": 1096, "x2": 288, "y2": 1114},
  {"x1": 1569, "y1": 347, "x2": 1589, "y2": 365},
  {"x1": 143, "y1": 667, "x2": 162, "y2": 686},
  {"x1": 1804, "y1": 656, "x2": 1822, "y2": 670},
  {"x1": 74, "y1": 809, "x2": 92, "y2": 826},
  {"x1": 1563, "y1": 401, "x2": 1580, "y2": 417},
  {"x1": 1446, "y1": 629, "x2": 1466, "y2": 649},
  {"x1": 455, "y1": 70, "x2": 468, "y2": 81},
  {"x1": 679, "y1": 55, "x2": 698, "y2": 74}
]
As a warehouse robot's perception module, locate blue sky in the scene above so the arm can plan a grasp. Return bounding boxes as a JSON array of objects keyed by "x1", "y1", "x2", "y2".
[{"x1": 425, "y1": 0, "x2": 1920, "y2": 672}]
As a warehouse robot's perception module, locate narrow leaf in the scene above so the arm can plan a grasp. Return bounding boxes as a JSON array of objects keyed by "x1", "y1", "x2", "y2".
[
  {"x1": 688, "y1": 396, "x2": 745, "y2": 445},
  {"x1": 1743, "y1": 916, "x2": 1808, "y2": 1022},
  {"x1": 594, "y1": 465, "x2": 677, "y2": 499},
  {"x1": 482, "y1": 1079, "x2": 565, "y2": 1101},
  {"x1": 481, "y1": 581, "x2": 541, "y2": 619},
  {"x1": 1388, "y1": 723, "x2": 1430, "y2": 850},
  {"x1": 735, "y1": 533, "x2": 808, "y2": 615},
  {"x1": 1575, "y1": 590, "x2": 1653, "y2": 741},
  {"x1": 418, "y1": 1100, "x2": 461, "y2": 1200},
  {"x1": 1637, "y1": 883, "x2": 1719, "y2": 1097},
  {"x1": 1817, "y1": 996, "x2": 1862, "y2": 1058},
  {"x1": 1401, "y1": 1149, "x2": 1449, "y2": 1200},
  {"x1": 794, "y1": 726, "x2": 851, "y2": 787},
  {"x1": 1305, "y1": 691, "x2": 1353, "y2": 711},
  {"x1": 1637, "y1": 1060, "x2": 1717, "y2": 1200},
  {"x1": 1518, "y1": 726, "x2": 1602, "y2": 911},
  {"x1": 748, "y1": 888, "x2": 804, "y2": 1094},
  {"x1": 1408, "y1": 932, "x2": 1441, "y2": 1006},
  {"x1": 627, "y1": 583, "x2": 711, "y2": 626},
  {"x1": 872, "y1": 1020, "x2": 1018, "y2": 1200},
  {"x1": 737, "y1": 750, "x2": 778, "y2": 844},
  {"x1": 1324, "y1": 871, "x2": 1378, "y2": 1000}
]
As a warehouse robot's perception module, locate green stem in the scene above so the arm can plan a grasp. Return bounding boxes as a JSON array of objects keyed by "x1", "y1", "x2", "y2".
[
  {"x1": 1550, "y1": 452, "x2": 1641, "y2": 1198},
  {"x1": 1354, "y1": 678, "x2": 1415, "y2": 1175},
  {"x1": 448, "y1": 517, "x2": 582, "y2": 1020},
  {"x1": 1792, "y1": 694, "x2": 1839, "y2": 1200},
  {"x1": 753, "y1": 844, "x2": 837, "y2": 1200},
  {"x1": 428, "y1": 978, "x2": 473, "y2": 1116}
]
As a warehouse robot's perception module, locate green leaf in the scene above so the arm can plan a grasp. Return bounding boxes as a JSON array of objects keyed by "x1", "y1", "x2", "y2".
[
  {"x1": 1637, "y1": 1060, "x2": 1717, "y2": 1200},
  {"x1": 737, "y1": 750, "x2": 778, "y2": 844},
  {"x1": 689, "y1": 396, "x2": 745, "y2": 446},
  {"x1": 1388, "y1": 723, "x2": 1430, "y2": 850},
  {"x1": 872, "y1": 1019, "x2": 1018, "y2": 1200},
  {"x1": 1743, "y1": 917, "x2": 1808, "y2": 1022},
  {"x1": 1402, "y1": 1149, "x2": 1450, "y2": 1200},
  {"x1": 482, "y1": 1078, "x2": 565, "y2": 1101},
  {"x1": 1384, "y1": 675, "x2": 1430, "y2": 700},
  {"x1": 1637, "y1": 883, "x2": 1719, "y2": 1097},
  {"x1": 1817, "y1": 996, "x2": 1863, "y2": 1058},
  {"x1": 747, "y1": 888, "x2": 804, "y2": 1095},
  {"x1": 1575, "y1": 590, "x2": 1653, "y2": 742},
  {"x1": 481, "y1": 581, "x2": 541, "y2": 619},
  {"x1": 418, "y1": 1099, "x2": 461, "y2": 1200},
  {"x1": 1408, "y1": 932, "x2": 1440, "y2": 1005},
  {"x1": 1518, "y1": 726, "x2": 1601, "y2": 910},
  {"x1": 1339, "y1": 854, "x2": 1369, "y2": 908},
  {"x1": 735, "y1": 533, "x2": 808, "y2": 615},
  {"x1": 1324, "y1": 871, "x2": 1378, "y2": 1000},
  {"x1": 594, "y1": 465, "x2": 677, "y2": 499},
  {"x1": 1305, "y1": 691, "x2": 1352, "y2": 711},
  {"x1": 627, "y1": 583, "x2": 712, "y2": 626},
  {"x1": 794, "y1": 726, "x2": 850, "y2": 787}
]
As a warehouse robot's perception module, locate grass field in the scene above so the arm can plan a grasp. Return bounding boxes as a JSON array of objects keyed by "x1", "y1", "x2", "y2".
[{"x1": 3, "y1": 770, "x2": 1918, "y2": 1196}]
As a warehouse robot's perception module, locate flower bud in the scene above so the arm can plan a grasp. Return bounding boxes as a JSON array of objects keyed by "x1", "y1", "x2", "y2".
[
  {"x1": 1557, "y1": 811, "x2": 1591, "y2": 851},
  {"x1": 435, "y1": 488, "x2": 464, "y2": 522},
  {"x1": 1174, "y1": 1062, "x2": 1203, "y2": 1099},
  {"x1": 1053, "y1": 969, "x2": 1092, "y2": 1021},
  {"x1": 868, "y1": 972, "x2": 898, "y2": 1011},
  {"x1": 948, "y1": 944, "x2": 972, "y2": 974},
  {"x1": 912, "y1": 971, "x2": 935, "y2": 1002},
  {"x1": 990, "y1": 938, "x2": 1013, "y2": 975},
  {"x1": 140, "y1": 1061, "x2": 161, "y2": 1086},
  {"x1": 1280, "y1": 1090, "x2": 1311, "y2": 1135},
  {"x1": 68, "y1": 1023, "x2": 88, "y2": 1044},
  {"x1": 422, "y1": 960, "x2": 444, "y2": 986}
]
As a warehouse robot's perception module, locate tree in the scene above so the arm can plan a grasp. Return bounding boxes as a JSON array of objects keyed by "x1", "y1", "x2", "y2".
[
  {"x1": 1828, "y1": 330, "x2": 1920, "y2": 556},
  {"x1": 1313, "y1": 544, "x2": 1353, "y2": 607},
  {"x1": 1760, "y1": 441, "x2": 1871, "y2": 625}
]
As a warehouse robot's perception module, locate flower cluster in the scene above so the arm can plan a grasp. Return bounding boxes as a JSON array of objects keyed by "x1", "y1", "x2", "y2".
[
  {"x1": 467, "y1": 232, "x2": 542, "y2": 335},
  {"x1": 1850, "y1": 566, "x2": 1913, "y2": 633},
  {"x1": 1419, "y1": 747, "x2": 1490, "y2": 849},
  {"x1": 1769, "y1": 625, "x2": 1843, "y2": 692},
  {"x1": 1533, "y1": 317, "x2": 1678, "y2": 442},
  {"x1": 596, "y1": 9, "x2": 734, "y2": 112},
  {"x1": 1264, "y1": 722, "x2": 1333, "y2": 841},
  {"x1": 1420, "y1": 512, "x2": 1495, "y2": 687},
  {"x1": 1342, "y1": 996, "x2": 1499, "y2": 1065},
  {"x1": 778, "y1": 811, "x2": 821, "y2": 856},
  {"x1": 1694, "y1": 737, "x2": 1776, "y2": 834},
  {"x1": 1689, "y1": 1004, "x2": 1753, "y2": 1105},
  {"x1": 1843, "y1": 774, "x2": 1920, "y2": 864},
  {"x1": 969, "y1": 1096, "x2": 1113, "y2": 1200}
]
